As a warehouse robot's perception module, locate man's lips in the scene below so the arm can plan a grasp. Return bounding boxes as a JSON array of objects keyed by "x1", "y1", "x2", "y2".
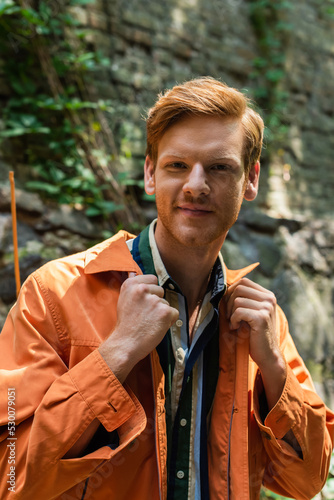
[{"x1": 177, "y1": 204, "x2": 213, "y2": 215}]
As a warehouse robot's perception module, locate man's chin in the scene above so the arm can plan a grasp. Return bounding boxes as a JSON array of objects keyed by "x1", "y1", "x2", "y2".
[{"x1": 174, "y1": 228, "x2": 227, "y2": 249}]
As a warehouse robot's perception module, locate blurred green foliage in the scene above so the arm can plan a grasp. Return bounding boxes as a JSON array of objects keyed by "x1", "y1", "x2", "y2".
[
  {"x1": 249, "y1": 0, "x2": 293, "y2": 146},
  {"x1": 0, "y1": 0, "x2": 143, "y2": 225}
]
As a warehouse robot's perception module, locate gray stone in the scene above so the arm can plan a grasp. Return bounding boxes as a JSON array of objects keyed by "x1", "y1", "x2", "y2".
[
  {"x1": 228, "y1": 222, "x2": 283, "y2": 277},
  {"x1": 1, "y1": 220, "x2": 41, "y2": 255},
  {"x1": 42, "y1": 230, "x2": 89, "y2": 254},
  {"x1": 0, "y1": 186, "x2": 44, "y2": 215},
  {"x1": 239, "y1": 209, "x2": 280, "y2": 234},
  {"x1": 0, "y1": 299, "x2": 11, "y2": 332},
  {"x1": 122, "y1": 10, "x2": 158, "y2": 31},
  {"x1": 0, "y1": 214, "x2": 11, "y2": 253},
  {"x1": 44, "y1": 205, "x2": 99, "y2": 238},
  {"x1": 272, "y1": 266, "x2": 334, "y2": 363},
  {"x1": 0, "y1": 254, "x2": 43, "y2": 303},
  {"x1": 283, "y1": 228, "x2": 329, "y2": 274},
  {"x1": 67, "y1": 6, "x2": 88, "y2": 25},
  {"x1": 87, "y1": 10, "x2": 109, "y2": 31}
]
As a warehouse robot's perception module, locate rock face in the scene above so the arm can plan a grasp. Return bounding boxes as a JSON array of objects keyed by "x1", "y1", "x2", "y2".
[{"x1": 0, "y1": 0, "x2": 333, "y2": 407}]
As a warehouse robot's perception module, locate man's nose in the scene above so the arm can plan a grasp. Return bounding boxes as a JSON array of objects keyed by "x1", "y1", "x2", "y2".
[{"x1": 182, "y1": 163, "x2": 210, "y2": 196}]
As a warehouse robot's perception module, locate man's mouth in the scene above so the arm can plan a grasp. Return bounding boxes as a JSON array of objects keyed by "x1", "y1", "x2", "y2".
[{"x1": 177, "y1": 204, "x2": 213, "y2": 216}]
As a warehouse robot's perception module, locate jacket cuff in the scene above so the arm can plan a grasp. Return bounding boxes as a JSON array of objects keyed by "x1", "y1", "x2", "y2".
[
  {"x1": 254, "y1": 364, "x2": 304, "y2": 440},
  {"x1": 68, "y1": 349, "x2": 137, "y2": 432}
]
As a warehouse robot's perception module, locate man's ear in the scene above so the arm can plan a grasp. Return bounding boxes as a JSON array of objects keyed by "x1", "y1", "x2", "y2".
[
  {"x1": 244, "y1": 161, "x2": 260, "y2": 201},
  {"x1": 144, "y1": 155, "x2": 156, "y2": 195}
]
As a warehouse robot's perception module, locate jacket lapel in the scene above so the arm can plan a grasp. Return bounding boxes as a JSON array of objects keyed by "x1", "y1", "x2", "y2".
[{"x1": 209, "y1": 261, "x2": 259, "y2": 499}]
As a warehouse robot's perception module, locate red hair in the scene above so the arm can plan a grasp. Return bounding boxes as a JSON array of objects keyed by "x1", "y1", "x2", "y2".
[{"x1": 146, "y1": 77, "x2": 264, "y2": 174}]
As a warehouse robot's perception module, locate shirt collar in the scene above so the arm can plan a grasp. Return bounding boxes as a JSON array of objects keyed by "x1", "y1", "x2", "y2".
[{"x1": 148, "y1": 219, "x2": 170, "y2": 287}]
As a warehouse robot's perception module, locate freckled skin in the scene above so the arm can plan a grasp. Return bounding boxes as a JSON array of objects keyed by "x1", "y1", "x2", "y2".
[{"x1": 144, "y1": 114, "x2": 254, "y2": 254}]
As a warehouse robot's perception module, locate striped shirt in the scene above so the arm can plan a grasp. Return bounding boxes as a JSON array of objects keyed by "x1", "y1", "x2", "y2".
[{"x1": 127, "y1": 220, "x2": 226, "y2": 499}]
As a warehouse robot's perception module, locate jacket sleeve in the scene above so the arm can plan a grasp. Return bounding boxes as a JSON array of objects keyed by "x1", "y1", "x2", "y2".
[
  {"x1": 0, "y1": 274, "x2": 147, "y2": 499},
  {"x1": 253, "y1": 306, "x2": 334, "y2": 500}
]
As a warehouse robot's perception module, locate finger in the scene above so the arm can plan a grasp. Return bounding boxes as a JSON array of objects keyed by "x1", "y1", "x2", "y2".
[
  {"x1": 225, "y1": 283, "x2": 275, "y2": 318},
  {"x1": 126, "y1": 273, "x2": 159, "y2": 286},
  {"x1": 227, "y1": 295, "x2": 270, "y2": 320},
  {"x1": 130, "y1": 274, "x2": 158, "y2": 284},
  {"x1": 146, "y1": 284, "x2": 165, "y2": 298},
  {"x1": 160, "y1": 298, "x2": 170, "y2": 306},
  {"x1": 229, "y1": 306, "x2": 272, "y2": 332},
  {"x1": 229, "y1": 307, "x2": 258, "y2": 331},
  {"x1": 227, "y1": 278, "x2": 270, "y2": 299},
  {"x1": 169, "y1": 307, "x2": 180, "y2": 326}
]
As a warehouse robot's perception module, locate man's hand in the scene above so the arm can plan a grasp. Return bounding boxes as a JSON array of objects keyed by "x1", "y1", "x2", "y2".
[
  {"x1": 99, "y1": 273, "x2": 179, "y2": 383},
  {"x1": 225, "y1": 278, "x2": 286, "y2": 411}
]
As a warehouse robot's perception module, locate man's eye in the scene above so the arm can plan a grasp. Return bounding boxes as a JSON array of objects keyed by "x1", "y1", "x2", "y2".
[
  {"x1": 212, "y1": 164, "x2": 229, "y2": 171},
  {"x1": 170, "y1": 162, "x2": 187, "y2": 169}
]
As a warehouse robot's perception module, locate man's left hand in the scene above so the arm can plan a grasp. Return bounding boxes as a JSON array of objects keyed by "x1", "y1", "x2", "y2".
[{"x1": 225, "y1": 278, "x2": 286, "y2": 410}]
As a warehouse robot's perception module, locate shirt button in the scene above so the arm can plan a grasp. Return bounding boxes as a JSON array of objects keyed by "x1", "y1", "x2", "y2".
[
  {"x1": 180, "y1": 418, "x2": 187, "y2": 427},
  {"x1": 176, "y1": 319, "x2": 183, "y2": 327},
  {"x1": 176, "y1": 470, "x2": 184, "y2": 479},
  {"x1": 168, "y1": 283, "x2": 175, "y2": 290}
]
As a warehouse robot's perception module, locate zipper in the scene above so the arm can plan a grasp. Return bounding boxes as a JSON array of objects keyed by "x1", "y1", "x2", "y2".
[
  {"x1": 150, "y1": 353, "x2": 163, "y2": 500},
  {"x1": 227, "y1": 398, "x2": 235, "y2": 500},
  {"x1": 81, "y1": 477, "x2": 89, "y2": 499}
]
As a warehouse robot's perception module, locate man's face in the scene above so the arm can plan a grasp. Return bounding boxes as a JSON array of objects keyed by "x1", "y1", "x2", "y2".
[{"x1": 144, "y1": 114, "x2": 259, "y2": 251}]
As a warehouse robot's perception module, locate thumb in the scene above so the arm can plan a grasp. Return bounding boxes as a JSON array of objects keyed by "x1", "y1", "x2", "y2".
[{"x1": 128, "y1": 272, "x2": 137, "y2": 279}]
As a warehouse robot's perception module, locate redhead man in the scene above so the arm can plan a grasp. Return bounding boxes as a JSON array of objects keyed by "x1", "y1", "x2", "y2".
[{"x1": 0, "y1": 77, "x2": 333, "y2": 500}]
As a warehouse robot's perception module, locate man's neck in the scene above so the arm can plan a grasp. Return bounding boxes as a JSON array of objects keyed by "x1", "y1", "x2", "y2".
[{"x1": 154, "y1": 223, "x2": 225, "y2": 315}]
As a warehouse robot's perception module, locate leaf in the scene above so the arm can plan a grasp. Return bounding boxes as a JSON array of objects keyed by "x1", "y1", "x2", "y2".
[
  {"x1": 0, "y1": 128, "x2": 27, "y2": 137},
  {"x1": 20, "y1": 114, "x2": 38, "y2": 127},
  {"x1": 11, "y1": 80, "x2": 27, "y2": 95},
  {"x1": 121, "y1": 178, "x2": 144, "y2": 188},
  {"x1": 69, "y1": 0, "x2": 93, "y2": 5},
  {"x1": 21, "y1": 8, "x2": 44, "y2": 26},
  {"x1": 26, "y1": 181, "x2": 60, "y2": 194},
  {"x1": 85, "y1": 206, "x2": 103, "y2": 217},
  {"x1": 29, "y1": 126, "x2": 51, "y2": 134},
  {"x1": 76, "y1": 52, "x2": 95, "y2": 63},
  {"x1": 61, "y1": 178, "x2": 83, "y2": 189},
  {"x1": 100, "y1": 201, "x2": 124, "y2": 213},
  {"x1": 0, "y1": 1, "x2": 21, "y2": 16}
]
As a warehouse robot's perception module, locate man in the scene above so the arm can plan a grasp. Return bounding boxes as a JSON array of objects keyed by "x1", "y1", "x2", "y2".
[{"x1": 0, "y1": 77, "x2": 333, "y2": 500}]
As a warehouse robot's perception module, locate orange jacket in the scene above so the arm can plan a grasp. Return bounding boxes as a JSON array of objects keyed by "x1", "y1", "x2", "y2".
[{"x1": 0, "y1": 230, "x2": 333, "y2": 500}]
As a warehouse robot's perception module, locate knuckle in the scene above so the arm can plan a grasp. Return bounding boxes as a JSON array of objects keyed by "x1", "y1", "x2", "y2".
[
  {"x1": 137, "y1": 283, "x2": 148, "y2": 295},
  {"x1": 158, "y1": 304, "x2": 171, "y2": 320},
  {"x1": 147, "y1": 274, "x2": 158, "y2": 284},
  {"x1": 121, "y1": 278, "x2": 131, "y2": 290},
  {"x1": 269, "y1": 293, "x2": 277, "y2": 306},
  {"x1": 259, "y1": 309, "x2": 270, "y2": 323},
  {"x1": 234, "y1": 296, "x2": 243, "y2": 308}
]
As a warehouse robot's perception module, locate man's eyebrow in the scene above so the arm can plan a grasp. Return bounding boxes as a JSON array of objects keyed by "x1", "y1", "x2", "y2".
[
  {"x1": 205, "y1": 151, "x2": 241, "y2": 163},
  {"x1": 159, "y1": 150, "x2": 241, "y2": 162}
]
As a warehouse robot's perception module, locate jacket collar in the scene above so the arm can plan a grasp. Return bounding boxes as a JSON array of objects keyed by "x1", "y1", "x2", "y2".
[
  {"x1": 84, "y1": 229, "x2": 259, "y2": 284},
  {"x1": 84, "y1": 230, "x2": 141, "y2": 275},
  {"x1": 224, "y1": 262, "x2": 259, "y2": 286}
]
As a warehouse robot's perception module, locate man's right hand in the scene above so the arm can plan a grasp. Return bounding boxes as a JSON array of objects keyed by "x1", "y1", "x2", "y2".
[{"x1": 98, "y1": 273, "x2": 179, "y2": 383}]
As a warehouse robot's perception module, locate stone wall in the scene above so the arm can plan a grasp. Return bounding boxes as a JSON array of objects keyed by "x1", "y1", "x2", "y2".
[
  {"x1": 0, "y1": 0, "x2": 333, "y2": 405},
  {"x1": 67, "y1": 0, "x2": 334, "y2": 218}
]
